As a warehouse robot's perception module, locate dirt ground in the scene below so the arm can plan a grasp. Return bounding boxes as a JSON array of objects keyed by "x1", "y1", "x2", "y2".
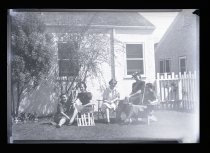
[{"x1": 11, "y1": 110, "x2": 199, "y2": 143}]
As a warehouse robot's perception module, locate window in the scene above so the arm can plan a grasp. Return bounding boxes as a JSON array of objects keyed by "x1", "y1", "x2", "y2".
[
  {"x1": 165, "y1": 59, "x2": 171, "y2": 73},
  {"x1": 179, "y1": 56, "x2": 187, "y2": 74},
  {"x1": 160, "y1": 60, "x2": 164, "y2": 73},
  {"x1": 126, "y1": 43, "x2": 144, "y2": 75},
  {"x1": 159, "y1": 59, "x2": 172, "y2": 74},
  {"x1": 58, "y1": 42, "x2": 79, "y2": 77}
]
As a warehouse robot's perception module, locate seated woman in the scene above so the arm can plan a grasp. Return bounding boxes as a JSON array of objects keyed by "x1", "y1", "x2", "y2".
[
  {"x1": 54, "y1": 94, "x2": 72, "y2": 128},
  {"x1": 101, "y1": 79, "x2": 120, "y2": 124},
  {"x1": 69, "y1": 81, "x2": 94, "y2": 125},
  {"x1": 143, "y1": 83, "x2": 158, "y2": 122},
  {"x1": 128, "y1": 71, "x2": 145, "y2": 105}
]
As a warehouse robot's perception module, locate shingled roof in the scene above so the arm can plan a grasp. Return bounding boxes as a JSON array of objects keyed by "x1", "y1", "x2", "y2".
[{"x1": 41, "y1": 12, "x2": 155, "y2": 29}]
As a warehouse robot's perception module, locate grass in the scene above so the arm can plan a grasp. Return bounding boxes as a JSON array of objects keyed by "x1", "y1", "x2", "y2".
[{"x1": 11, "y1": 110, "x2": 198, "y2": 143}]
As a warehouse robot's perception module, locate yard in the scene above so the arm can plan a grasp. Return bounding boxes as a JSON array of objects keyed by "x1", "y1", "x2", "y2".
[{"x1": 11, "y1": 110, "x2": 198, "y2": 143}]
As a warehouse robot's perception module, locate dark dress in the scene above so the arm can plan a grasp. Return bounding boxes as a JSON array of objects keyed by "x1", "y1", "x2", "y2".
[
  {"x1": 54, "y1": 100, "x2": 73, "y2": 124},
  {"x1": 76, "y1": 92, "x2": 94, "y2": 114},
  {"x1": 143, "y1": 90, "x2": 156, "y2": 105},
  {"x1": 77, "y1": 92, "x2": 92, "y2": 105},
  {"x1": 143, "y1": 89, "x2": 157, "y2": 115},
  {"x1": 130, "y1": 80, "x2": 145, "y2": 105},
  {"x1": 131, "y1": 80, "x2": 145, "y2": 95}
]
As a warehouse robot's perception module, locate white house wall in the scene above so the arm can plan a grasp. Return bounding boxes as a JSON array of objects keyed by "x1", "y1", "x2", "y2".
[
  {"x1": 110, "y1": 29, "x2": 155, "y2": 99},
  {"x1": 86, "y1": 62, "x2": 111, "y2": 107}
]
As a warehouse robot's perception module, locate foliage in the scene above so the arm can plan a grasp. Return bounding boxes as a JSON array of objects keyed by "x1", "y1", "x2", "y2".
[
  {"x1": 10, "y1": 12, "x2": 53, "y2": 117},
  {"x1": 55, "y1": 32, "x2": 111, "y2": 96}
]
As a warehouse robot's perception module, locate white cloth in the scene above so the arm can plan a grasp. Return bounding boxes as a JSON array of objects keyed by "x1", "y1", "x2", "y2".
[
  {"x1": 103, "y1": 87, "x2": 120, "y2": 102},
  {"x1": 101, "y1": 87, "x2": 120, "y2": 111},
  {"x1": 102, "y1": 102, "x2": 117, "y2": 111}
]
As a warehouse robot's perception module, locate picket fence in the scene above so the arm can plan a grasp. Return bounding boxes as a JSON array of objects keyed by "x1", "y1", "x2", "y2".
[{"x1": 155, "y1": 71, "x2": 198, "y2": 112}]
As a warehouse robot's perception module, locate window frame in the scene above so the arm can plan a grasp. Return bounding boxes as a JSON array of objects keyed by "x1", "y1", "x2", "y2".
[
  {"x1": 179, "y1": 56, "x2": 187, "y2": 74},
  {"x1": 124, "y1": 42, "x2": 145, "y2": 78},
  {"x1": 165, "y1": 58, "x2": 172, "y2": 73},
  {"x1": 159, "y1": 59, "x2": 164, "y2": 73},
  {"x1": 159, "y1": 58, "x2": 172, "y2": 74},
  {"x1": 57, "y1": 41, "x2": 79, "y2": 77}
]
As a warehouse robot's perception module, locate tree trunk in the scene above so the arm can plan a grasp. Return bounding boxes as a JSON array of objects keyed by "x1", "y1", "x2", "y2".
[
  {"x1": 11, "y1": 84, "x2": 15, "y2": 118},
  {"x1": 83, "y1": 66, "x2": 89, "y2": 82},
  {"x1": 15, "y1": 82, "x2": 22, "y2": 117},
  {"x1": 11, "y1": 82, "x2": 18, "y2": 118},
  {"x1": 67, "y1": 75, "x2": 77, "y2": 94}
]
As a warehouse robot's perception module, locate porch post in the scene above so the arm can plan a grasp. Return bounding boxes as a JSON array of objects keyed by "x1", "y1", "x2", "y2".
[
  {"x1": 110, "y1": 28, "x2": 115, "y2": 79},
  {"x1": 7, "y1": 11, "x2": 12, "y2": 143}
]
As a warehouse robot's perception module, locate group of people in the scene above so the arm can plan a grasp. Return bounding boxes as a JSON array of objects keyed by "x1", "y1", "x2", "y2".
[
  {"x1": 54, "y1": 72, "x2": 158, "y2": 128},
  {"x1": 54, "y1": 82, "x2": 94, "y2": 128}
]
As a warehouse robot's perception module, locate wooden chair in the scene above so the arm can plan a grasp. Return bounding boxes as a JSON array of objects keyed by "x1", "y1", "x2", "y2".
[
  {"x1": 76, "y1": 104, "x2": 95, "y2": 126},
  {"x1": 97, "y1": 99, "x2": 119, "y2": 121},
  {"x1": 97, "y1": 100, "x2": 105, "y2": 120}
]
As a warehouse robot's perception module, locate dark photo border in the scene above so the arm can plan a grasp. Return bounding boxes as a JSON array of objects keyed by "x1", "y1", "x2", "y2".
[{"x1": 0, "y1": 0, "x2": 208, "y2": 148}]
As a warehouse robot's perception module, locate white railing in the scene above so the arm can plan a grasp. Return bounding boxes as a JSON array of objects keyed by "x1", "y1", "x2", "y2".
[{"x1": 156, "y1": 71, "x2": 198, "y2": 112}]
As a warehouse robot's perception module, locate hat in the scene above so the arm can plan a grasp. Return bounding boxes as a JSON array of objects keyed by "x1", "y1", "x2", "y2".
[
  {"x1": 131, "y1": 71, "x2": 141, "y2": 78},
  {"x1": 109, "y1": 78, "x2": 117, "y2": 85}
]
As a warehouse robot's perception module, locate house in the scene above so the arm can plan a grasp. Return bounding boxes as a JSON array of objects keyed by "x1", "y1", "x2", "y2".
[
  {"x1": 18, "y1": 12, "x2": 156, "y2": 116},
  {"x1": 155, "y1": 9, "x2": 199, "y2": 75}
]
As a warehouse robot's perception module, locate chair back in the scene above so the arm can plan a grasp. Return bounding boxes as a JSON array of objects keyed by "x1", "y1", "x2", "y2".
[{"x1": 76, "y1": 104, "x2": 95, "y2": 126}]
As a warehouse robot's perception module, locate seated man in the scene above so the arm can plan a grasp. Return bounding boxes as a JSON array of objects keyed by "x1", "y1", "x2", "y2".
[
  {"x1": 101, "y1": 79, "x2": 120, "y2": 124},
  {"x1": 69, "y1": 81, "x2": 94, "y2": 125},
  {"x1": 54, "y1": 94, "x2": 72, "y2": 128}
]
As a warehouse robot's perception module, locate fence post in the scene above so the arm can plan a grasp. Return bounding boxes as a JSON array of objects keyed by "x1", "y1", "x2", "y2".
[
  {"x1": 160, "y1": 75, "x2": 165, "y2": 109},
  {"x1": 178, "y1": 72, "x2": 182, "y2": 110},
  {"x1": 188, "y1": 71, "x2": 192, "y2": 110},
  {"x1": 168, "y1": 74, "x2": 172, "y2": 109},
  {"x1": 156, "y1": 73, "x2": 160, "y2": 102},
  {"x1": 174, "y1": 74, "x2": 179, "y2": 110},
  {"x1": 171, "y1": 72, "x2": 175, "y2": 79},
  {"x1": 194, "y1": 70, "x2": 198, "y2": 113},
  {"x1": 186, "y1": 72, "x2": 190, "y2": 111}
]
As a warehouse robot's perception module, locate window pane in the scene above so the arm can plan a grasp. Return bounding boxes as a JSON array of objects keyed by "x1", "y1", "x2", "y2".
[
  {"x1": 127, "y1": 60, "x2": 144, "y2": 75},
  {"x1": 58, "y1": 42, "x2": 73, "y2": 59},
  {"x1": 180, "y1": 58, "x2": 186, "y2": 74},
  {"x1": 160, "y1": 61, "x2": 164, "y2": 73},
  {"x1": 126, "y1": 44, "x2": 143, "y2": 58},
  {"x1": 180, "y1": 58, "x2": 186, "y2": 67},
  {"x1": 180, "y1": 67, "x2": 186, "y2": 74},
  {"x1": 59, "y1": 60, "x2": 79, "y2": 76},
  {"x1": 165, "y1": 60, "x2": 171, "y2": 73}
]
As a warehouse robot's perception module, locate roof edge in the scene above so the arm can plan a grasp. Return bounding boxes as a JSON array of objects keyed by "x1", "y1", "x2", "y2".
[{"x1": 45, "y1": 24, "x2": 155, "y2": 30}]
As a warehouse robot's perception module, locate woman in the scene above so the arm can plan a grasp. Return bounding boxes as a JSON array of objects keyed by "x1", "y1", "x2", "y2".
[
  {"x1": 128, "y1": 71, "x2": 145, "y2": 105},
  {"x1": 54, "y1": 94, "x2": 71, "y2": 128},
  {"x1": 68, "y1": 82, "x2": 94, "y2": 125},
  {"x1": 101, "y1": 79, "x2": 120, "y2": 124}
]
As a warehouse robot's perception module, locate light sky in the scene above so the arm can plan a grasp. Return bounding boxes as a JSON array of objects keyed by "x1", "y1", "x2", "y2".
[{"x1": 140, "y1": 12, "x2": 179, "y2": 43}]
